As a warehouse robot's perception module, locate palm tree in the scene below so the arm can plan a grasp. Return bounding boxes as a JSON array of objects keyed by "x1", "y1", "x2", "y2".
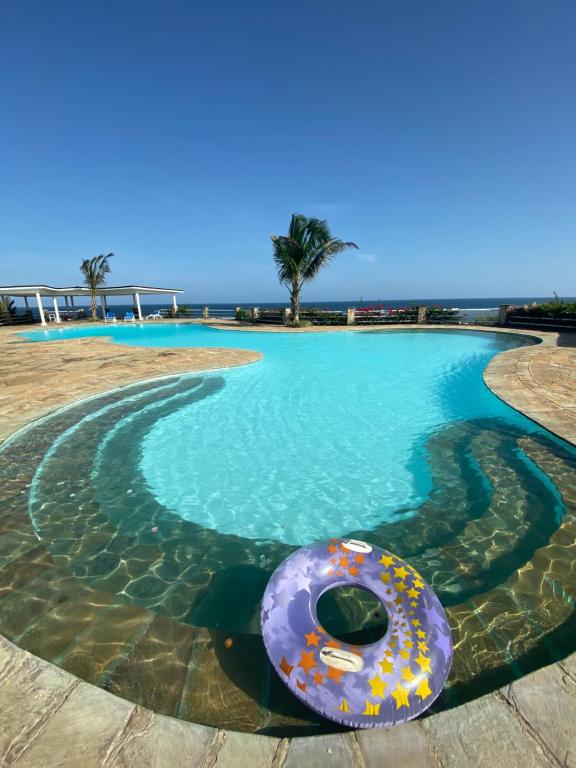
[
  {"x1": 272, "y1": 214, "x2": 358, "y2": 325},
  {"x1": 80, "y1": 253, "x2": 113, "y2": 321}
]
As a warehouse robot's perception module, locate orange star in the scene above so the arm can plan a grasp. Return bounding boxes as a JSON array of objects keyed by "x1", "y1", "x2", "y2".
[
  {"x1": 415, "y1": 677, "x2": 432, "y2": 700},
  {"x1": 296, "y1": 679, "x2": 307, "y2": 692},
  {"x1": 391, "y1": 682, "x2": 410, "y2": 709},
  {"x1": 298, "y1": 650, "x2": 316, "y2": 675},
  {"x1": 339, "y1": 556, "x2": 349, "y2": 568},
  {"x1": 313, "y1": 672, "x2": 324, "y2": 685},
  {"x1": 355, "y1": 554, "x2": 365, "y2": 564},
  {"x1": 326, "y1": 666, "x2": 345, "y2": 684},
  {"x1": 305, "y1": 632, "x2": 320, "y2": 647},
  {"x1": 415, "y1": 653, "x2": 431, "y2": 673},
  {"x1": 348, "y1": 565, "x2": 359, "y2": 577},
  {"x1": 328, "y1": 544, "x2": 337, "y2": 554},
  {"x1": 280, "y1": 656, "x2": 293, "y2": 677},
  {"x1": 326, "y1": 639, "x2": 341, "y2": 648}
]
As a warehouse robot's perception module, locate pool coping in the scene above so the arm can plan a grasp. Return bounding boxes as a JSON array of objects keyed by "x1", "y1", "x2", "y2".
[{"x1": 1, "y1": 322, "x2": 575, "y2": 766}]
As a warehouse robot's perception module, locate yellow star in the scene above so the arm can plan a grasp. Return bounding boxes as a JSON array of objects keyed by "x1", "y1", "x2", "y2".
[
  {"x1": 394, "y1": 595, "x2": 404, "y2": 606},
  {"x1": 418, "y1": 641, "x2": 429, "y2": 653},
  {"x1": 401, "y1": 666, "x2": 417, "y2": 683},
  {"x1": 407, "y1": 587, "x2": 419, "y2": 599},
  {"x1": 416, "y1": 629, "x2": 426, "y2": 639},
  {"x1": 379, "y1": 658, "x2": 394, "y2": 675},
  {"x1": 339, "y1": 698, "x2": 350, "y2": 712},
  {"x1": 384, "y1": 648, "x2": 393, "y2": 658},
  {"x1": 404, "y1": 639, "x2": 414, "y2": 649},
  {"x1": 380, "y1": 554, "x2": 395, "y2": 568},
  {"x1": 391, "y1": 682, "x2": 410, "y2": 709},
  {"x1": 413, "y1": 578, "x2": 425, "y2": 589},
  {"x1": 368, "y1": 674, "x2": 387, "y2": 698},
  {"x1": 395, "y1": 581, "x2": 406, "y2": 592},
  {"x1": 380, "y1": 571, "x2": 391, "y2": 583},
  {"x1": 363, "y1": 700, "x2": 381, "y2": 716},
  {"x1": 399, "y1": 649, "x2": 410, "y2": 660},
  {"x1": 412, "y1": 619, "x2": 421, "y2": 628},
  {"x1": 410, "y1": 601, "x2": 418, "y2": 608},
  {"x1": 415, "y1": 677, "x2": 432, "y2": 700},
  {"x1": 408, "y1": 610, "x2": 415, "y2": 616},
  {"x1": 394, "y1": 565, "x2": 409, "y2": 580},
  {"x1": 415, "y1": 653, "x2": 431, "y2": 673}
]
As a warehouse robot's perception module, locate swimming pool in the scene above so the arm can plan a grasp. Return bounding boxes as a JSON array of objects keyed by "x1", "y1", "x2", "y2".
[{"x1": 1, "y1": 324, "x2": 575, "y2": 733}]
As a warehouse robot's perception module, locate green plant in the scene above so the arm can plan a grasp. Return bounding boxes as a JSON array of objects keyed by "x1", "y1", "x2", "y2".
[
  {"x1": 80, "y1": 253, "x2": 113, "y2": 321},
  {"x1": 271, "y1": 214, "x2": 357, "y2": 324}
]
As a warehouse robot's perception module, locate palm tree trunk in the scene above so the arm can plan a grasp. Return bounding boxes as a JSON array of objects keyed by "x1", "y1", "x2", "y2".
[
  {"x1": 290, "y1": 283, "x2": 300, "y2": 325},
  {"x1": 91, "y1": 289, "x2": 97, "y2": 321}
]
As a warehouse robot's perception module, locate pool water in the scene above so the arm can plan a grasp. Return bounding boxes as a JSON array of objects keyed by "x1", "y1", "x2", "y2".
[
  {"x1": 25, "y1": 325, "x2": 547, "y2": 545},
  {"x1": 0, "y1": 324, "x2": 574, "y2": 734}
]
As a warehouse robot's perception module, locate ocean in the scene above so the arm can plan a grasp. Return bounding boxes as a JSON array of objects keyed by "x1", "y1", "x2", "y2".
[{"x1": 17, "y1": 297, "x2": 573, "y2": 323}]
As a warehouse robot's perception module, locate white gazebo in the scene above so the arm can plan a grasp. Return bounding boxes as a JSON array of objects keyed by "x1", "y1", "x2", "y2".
[{"x1": 0, "y1": 284, "x2": 184, "y2": 325}]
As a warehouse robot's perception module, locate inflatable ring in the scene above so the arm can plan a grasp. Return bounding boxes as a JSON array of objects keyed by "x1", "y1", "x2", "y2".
[{"x1": 261, "y1": 538, "x2": 452, "y2": 728}]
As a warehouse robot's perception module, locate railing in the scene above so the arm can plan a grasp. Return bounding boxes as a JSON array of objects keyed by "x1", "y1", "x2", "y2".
[
  {"x1": 506, "y1": 314, "x2": 576, "y2": 332},
  {"x1": 498, "y1": 304, "x2": 576, "y2": 333},
  {"x1": 354, "y1": 308, "x2": 419, "y2": 325},
  {"x1": 234, "y1": 305, "x2": 464, "y2": 326},
  {"x1": 0, "y1": 312, "x2": 37, "y2": 327}
]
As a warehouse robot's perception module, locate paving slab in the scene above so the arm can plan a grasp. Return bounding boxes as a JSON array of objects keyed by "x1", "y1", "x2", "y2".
[
  {"x1": 0, "y1": 639, "x2": 78, "y2": 765},
  {"x1": 212, "y1": 730, "x2": 283, "y2": 768},
  {"x1": 110, "y1": 710, "x2": 216, "y2": 768},
  {"x1": 11, "y1": 681, "x2": 135, "y2": 768},
  {"x1": 421, "y1": 692, "x2": 554, "y2": 768},
  {"x1": 355, "y1": 721, "x2": 440, "y2": 767},
  {"x1": 501, "y1": 664, "x2": 576, "y2": 767},
  {"x1": 284, "y1": 733, "x2": 359, "y2": 768}
]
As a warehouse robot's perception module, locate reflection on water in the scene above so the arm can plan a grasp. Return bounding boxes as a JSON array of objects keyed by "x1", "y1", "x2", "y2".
[{"x1": 0, "y1": 368, "x2": 575, "y2": 734}]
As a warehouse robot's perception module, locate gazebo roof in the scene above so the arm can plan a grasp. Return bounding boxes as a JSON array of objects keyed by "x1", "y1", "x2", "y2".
[{"x1": 0, "y1": 284, "x2": 183, "y2": 297}]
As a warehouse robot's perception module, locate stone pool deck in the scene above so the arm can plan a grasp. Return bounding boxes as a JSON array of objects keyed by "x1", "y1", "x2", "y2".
[{"x1": 0, "y1": 322, "x2": 575, "y2": 767}]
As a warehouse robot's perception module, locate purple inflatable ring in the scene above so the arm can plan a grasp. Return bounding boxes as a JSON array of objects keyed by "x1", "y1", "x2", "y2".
[{"x1": 261, "y1": 538, "x2": 452, "y2": 728}]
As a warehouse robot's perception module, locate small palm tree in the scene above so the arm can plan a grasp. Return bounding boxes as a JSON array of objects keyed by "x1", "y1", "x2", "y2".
[
  {"x1": 80, "y1": 253, "x2": 113, "y2": 321},
  {"x1": 272, "y1": 214, "x2": 357, "y2": 324}
]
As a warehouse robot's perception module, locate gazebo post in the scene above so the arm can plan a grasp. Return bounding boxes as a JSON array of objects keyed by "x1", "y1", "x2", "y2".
[
  {"x1": 52, "y1": 297, "x2": 62, "y2": 323},
  {"x1": 70, "y1": 296, "x2": 75, "y2": 307},
  {"x1": 172, "y1": 294, "x2": 178, "y2": 312},
  {"x1": 134, "y1": 293, "x2": 143, "y2": 320},
  {"x1": 23, "y1": 296, "x2": 29, "y2": 309},
  {"x1": 35, "y1": 293, "x2": 46, "y2": 326},
  {"x1": 100, "y1": 295, "x2": 107, "y2": 320}
]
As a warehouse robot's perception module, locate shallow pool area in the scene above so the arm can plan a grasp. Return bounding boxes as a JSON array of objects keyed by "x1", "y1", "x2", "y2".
[{"x1": 1, "y1": 325, "x2": 575, "y2": 734}]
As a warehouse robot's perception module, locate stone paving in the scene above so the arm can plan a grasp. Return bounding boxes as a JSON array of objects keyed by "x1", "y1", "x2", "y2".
[{"x1": 0, "y1": 321, "x2": 575, "y2": 767}]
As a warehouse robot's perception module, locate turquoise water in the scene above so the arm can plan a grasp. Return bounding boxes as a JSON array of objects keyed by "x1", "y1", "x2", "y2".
[{"x1": 24, "y1": 325, "x2": 541, "y2": 545}]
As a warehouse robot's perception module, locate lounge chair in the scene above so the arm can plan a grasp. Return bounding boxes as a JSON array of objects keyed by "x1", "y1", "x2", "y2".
[
  {"x1": 146, "y1": 310, "x2": 163, "y2": 320},
  {"x1": 123, "y1": 311, "x2": 136, "y2": 322},
  {"x1": 104, "y1": 312, "x2": 117, "y2": 323}
]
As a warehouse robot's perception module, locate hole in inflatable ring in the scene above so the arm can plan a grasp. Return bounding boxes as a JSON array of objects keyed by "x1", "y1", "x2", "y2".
[{"x1": 316, "y1": 585, "x2": 388, "y2": 646}]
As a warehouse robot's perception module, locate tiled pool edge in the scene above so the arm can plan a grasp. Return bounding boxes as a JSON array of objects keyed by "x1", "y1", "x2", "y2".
[{"x1": 1, "y1": 324, "x2": 575, "y2": 767}]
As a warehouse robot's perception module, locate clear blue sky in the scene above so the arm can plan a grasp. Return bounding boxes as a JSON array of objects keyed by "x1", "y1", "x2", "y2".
[{"x1": 1, "y1": 0, "x2": 574, "y2": 302}]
